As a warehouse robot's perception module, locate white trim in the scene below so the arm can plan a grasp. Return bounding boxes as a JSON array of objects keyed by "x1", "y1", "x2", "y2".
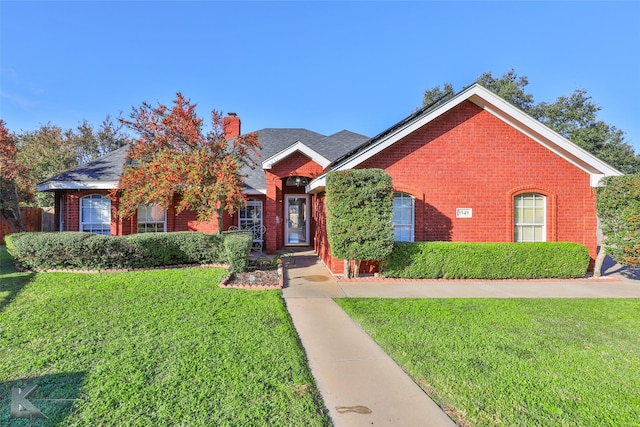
[
  {"x1": 514, "y1": 192, "x2": 546, "y2": 242},
  {"x1": 243, "y1": 188, "x2": 267, "y2": 195},
  {"x1": 306, "y1": 175, "x2": 326, "y2": 194},
  {"x1": 137, "y1": 204, "x2": 167, "y2": 233},
  {"x1": 393, "y1": 192, "x2": 414, "y2": 242},
  {"x1": 37, "y1": 181, "x2": 119, "y2": 191},
  {"x1": 262, "y1": 141, "x2": 331, "y2": 170},
  {"x1": 330, "y1": 84, "x2": 622, "y2": 186},
  {"x1": 284, "y1": 194, "x2": 310, "y2": 245},
  {"x1": 238, "y1": 199, "x2": 263, "y2": 230},
  {"x1": 80, "y1": 194, "x2": 111, "y2": 235}
]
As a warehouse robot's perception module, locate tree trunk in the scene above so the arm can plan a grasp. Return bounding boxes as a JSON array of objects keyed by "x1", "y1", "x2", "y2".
[
  {"x1": 2, "y1": 212, "x2": 18, "y2": 234},
  {"x1": 216, "y1": 207, "x2": 224, "y2": 234},
  {"x1": 353, "y1": 259, "x2": 361, "y2": 278},
  {"x1": 343, "y1": 259, "x2": 351, "y2": 279},
  {"x1": 2, "y1": 204, "x2": 26, "y2": 233},
  {"x1": 593, "y1": 245, "x2": 606, "y2": 278}
]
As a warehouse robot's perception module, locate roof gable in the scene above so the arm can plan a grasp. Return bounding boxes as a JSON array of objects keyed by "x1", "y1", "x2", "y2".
[
  {"x1": 310, "y1": 84, "x2": 621, "y2": 191},
  {"x1": 262, "y1": 141, "x2": 332, "y2": 170}
]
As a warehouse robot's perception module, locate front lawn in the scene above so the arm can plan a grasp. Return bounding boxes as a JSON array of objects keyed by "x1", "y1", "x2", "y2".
[
  {"x1": 336, "y1": 298, "x2": 640, "y2": 427},
  {"x1": 0, "y1": 247, "x2": 329, "y2": 426}
]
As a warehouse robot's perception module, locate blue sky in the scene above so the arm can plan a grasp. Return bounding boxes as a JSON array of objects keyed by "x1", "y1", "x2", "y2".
[{"x1": 2, "y1": 1, "x2": 639, "y2": 152}]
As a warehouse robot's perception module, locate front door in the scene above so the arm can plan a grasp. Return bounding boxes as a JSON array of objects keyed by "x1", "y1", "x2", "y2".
[{"x1": 285, "y1": 195, "x2": 309, "y2": 245}]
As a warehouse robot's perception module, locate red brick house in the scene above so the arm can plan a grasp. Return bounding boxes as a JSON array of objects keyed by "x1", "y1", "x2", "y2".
[{"x1": 38, "y1": 84, "x2": 621, "y2": 274}]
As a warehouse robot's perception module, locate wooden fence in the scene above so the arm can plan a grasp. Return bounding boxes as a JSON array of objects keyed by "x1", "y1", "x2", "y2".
[{"x1": 0, "y1": 207, "x2": 46, "y2": 244}]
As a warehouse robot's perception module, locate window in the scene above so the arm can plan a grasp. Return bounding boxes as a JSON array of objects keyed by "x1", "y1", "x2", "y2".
[
  {"x1": 138, "y1": 204, "x2": 166, "y2": 233},
  {"x1": 393, "y1": 192, "x2": 414, "y2": 242},
  {"x1": 514, "y1": 193, "x2": 546, "y2": 242},
  {"x1": 239, "y1": 199, "x2": 262, "y2": 230},
  {"x1": 80, "y1": 194, "x2": 111, "y2": 235}
]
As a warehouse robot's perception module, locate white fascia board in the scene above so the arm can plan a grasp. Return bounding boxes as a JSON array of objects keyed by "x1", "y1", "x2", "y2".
[
  {"x1": 306, "y1": 174, "x2": 327, "y2": 194},
  {"x1": 37, "y1": 181, "x2": 119, "y2": 192},
  {"x1": 262, "y1": 141, "x2": 331, "y2": 170},
  {"x1": 332, "y1": 84, "x2": 622, "y2": 185},
  {"x1": 332, "y1": 88, "x2": 473, "y2": 171},
  {"x1": 243, "y1": 188, "x2": 267, "y2": 195},
  {"x1": 473, "y1": 91, "x2": 623, "y2": 181}
]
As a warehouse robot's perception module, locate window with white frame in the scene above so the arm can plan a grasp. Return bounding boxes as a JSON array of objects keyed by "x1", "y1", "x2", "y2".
[
  {"x1": 514, "y1": 193, "x2": 546, "y2": 242},
  {"x1": 137, "y1": 204, "x2": 166, "y2": 233},
  {"x1": 392, "y1": 192, "x2": 414, "y2": 242},
  {"x1": 80, "y1": 194, "x2": 111, "y2": 235},
  {"x1": 239, "y1": 199, "x2": 262, "y2": 230}
]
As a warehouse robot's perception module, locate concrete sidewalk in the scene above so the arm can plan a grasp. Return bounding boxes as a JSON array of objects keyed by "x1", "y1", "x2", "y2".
[
  {"x1": 281, "y1": 253, "x2": 640, "y2": 426},
  {"x1": 283, "y1": 255, "x2": 455, "y2": 426}
]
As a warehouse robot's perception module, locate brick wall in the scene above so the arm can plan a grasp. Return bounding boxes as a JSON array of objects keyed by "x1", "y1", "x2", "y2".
[
  {"x1": 58, "y1": 190, "x2": 225, "y2": 235},
  {"x1": 265, "y1": 151, "x2": 325, "y2": 253},
  {"x1": 318, "y1": 100, "x2": 598, "y2": 274}
]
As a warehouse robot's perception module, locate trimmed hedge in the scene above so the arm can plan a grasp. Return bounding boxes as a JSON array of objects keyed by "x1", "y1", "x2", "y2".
[
  {"x1": 5, "y1": 231, "x2": 229, "y2": 271},
  {"x1": 383, "y1": 242, "x2": 590, "y2": 279},
  {"x1": 222, "y1": 231, "x2": 254, "y2": 273}
]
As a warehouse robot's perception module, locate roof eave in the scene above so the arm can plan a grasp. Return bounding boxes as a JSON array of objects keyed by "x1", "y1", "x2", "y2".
[
  {"x1": 37, "y1": 181, "x2": 120, "y2": 192},
  {"x1": 262, "y1": 141, "x2": 331, "y2": 170}
]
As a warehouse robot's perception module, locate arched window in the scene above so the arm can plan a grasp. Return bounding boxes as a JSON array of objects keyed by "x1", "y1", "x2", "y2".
[
  {"x1": 514, "y1": 193, "x2": 546, "y2": 242},
  {"x1": 392, "y1": 192, "x2": 414, "y2": 242},
  {"x1": 80, "y1": 194, "x2": 111, "y2": 235}
]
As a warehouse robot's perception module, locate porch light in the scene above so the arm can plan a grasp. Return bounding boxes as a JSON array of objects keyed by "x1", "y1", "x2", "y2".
[{"x1": 286, "y1": 176, "x2": 309, "y2": 187}]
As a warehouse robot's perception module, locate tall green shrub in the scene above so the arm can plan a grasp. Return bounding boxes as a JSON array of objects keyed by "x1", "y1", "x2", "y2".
[
  {"x1": 326, "y1": 169, "x2": 394, "y2": 277},
  {"x1": 596, "y1": 174, "x2": 640, "y2": 271},
  {"x1": 223, "y1": 231, "x2": 253, "y2": 273}
]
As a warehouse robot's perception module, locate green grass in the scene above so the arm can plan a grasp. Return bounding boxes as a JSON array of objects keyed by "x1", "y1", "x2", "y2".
[
  {"x1": 0, "y1": 247, "x2": 329, "y2": 426},
  {"x1": 336, "y1": 298, "x2": 640, "y2": 427}
]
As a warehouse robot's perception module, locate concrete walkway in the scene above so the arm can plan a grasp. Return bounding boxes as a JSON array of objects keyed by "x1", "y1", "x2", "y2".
[{"x1": 281, "y1": 252, "x2": 640, "y2": 426}]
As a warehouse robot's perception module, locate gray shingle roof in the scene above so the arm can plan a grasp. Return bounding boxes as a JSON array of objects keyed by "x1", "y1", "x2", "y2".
[
  {"x1": 37, "y1": 128, "x2": 370, "y2": 193},
  {"x1": 242, "y1": 128, "x2": 369, "y2": 192},
  {"x1": 37, "y1": 145, "x2": 130, "y2": 191}
]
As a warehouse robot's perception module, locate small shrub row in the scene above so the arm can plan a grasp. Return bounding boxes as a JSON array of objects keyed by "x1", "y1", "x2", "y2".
[
  {"x1": 5, "y1": 231, "x2": 233, "y2": 271},
  {"x1": 383, "y1": 241, "x2": 590, "y2": 279}
]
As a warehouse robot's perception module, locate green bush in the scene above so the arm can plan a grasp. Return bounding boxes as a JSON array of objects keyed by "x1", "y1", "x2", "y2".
[
  {"x1": 222, "y1": 231, "x2": 253, "y2": 273},
  {"x1": 597, "y1": 174, "x2": 640, "y2": 267},
  {"x1": 5, "y1": 231, "x2": 227, "y2": 271},
  {"x1": 326, "y1": 169, "x2": 394, "y2": 277},
  {"x1": 123, "y1": 232, "x2": 225, "y2": 268},
  {"x1": 384, "y1": 241, "x2": 590, "y2": 279}
]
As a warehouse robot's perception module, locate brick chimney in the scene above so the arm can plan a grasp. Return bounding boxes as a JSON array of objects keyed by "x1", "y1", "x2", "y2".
[{"x1": 223, "y1": 112, "x2": 241, "y2": 139}]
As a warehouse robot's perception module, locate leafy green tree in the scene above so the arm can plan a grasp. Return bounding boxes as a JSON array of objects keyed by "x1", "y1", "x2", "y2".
[
  {"x1": 16, "y1": 124, "x2": 77, "y2": 207},
  {"x1": 326, "y1": 169, "x2": 394, "y2": 278},
  {"x1": 531, "y1": 90, "x2": 639, "y2": 174},
  {"x1": 422, "y1": 69, "x2": 639, "y2": 173},
  {"x1": 113, "y1": 93, "x2": 260, "y2": 232},
  {"x1": 475, "y1": 69, "x2": 535, "y2": 111},
  {"x1": 594, "y1": 174, "x2": 640, "y2": 275},
  {"x1": 423, "y1": 82, "x2": 454, "y2": 109},
  {"x1": 75, "y1": 116, "x2": 128, "y2": 164}
]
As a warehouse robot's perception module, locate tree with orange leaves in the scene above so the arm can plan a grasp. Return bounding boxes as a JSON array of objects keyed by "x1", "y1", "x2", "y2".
[
  {"x1": 0, "y1": 120, "x2": 34, "y2": 232},
  {"x1": 112, "y1": 93, "x2": 260, "y2": 232}
]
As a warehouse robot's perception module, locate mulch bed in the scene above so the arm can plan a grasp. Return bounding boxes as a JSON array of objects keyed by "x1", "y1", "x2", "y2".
[{"x1": 219, "y1": 268, "x2": 283, "y2": 289}]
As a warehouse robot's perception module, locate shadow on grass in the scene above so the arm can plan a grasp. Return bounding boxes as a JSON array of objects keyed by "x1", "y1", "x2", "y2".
[
  {"x1": 0, "y1": 249, "x2": 35, "y2": 314},
  {"x1": 0, "y1": 372, "x2": 86, "y2": 426}
]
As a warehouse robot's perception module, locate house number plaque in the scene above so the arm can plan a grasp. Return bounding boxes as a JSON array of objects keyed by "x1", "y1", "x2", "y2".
[{"x1": 456, "y1": 208, "x2": 472, "y2": 218}]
